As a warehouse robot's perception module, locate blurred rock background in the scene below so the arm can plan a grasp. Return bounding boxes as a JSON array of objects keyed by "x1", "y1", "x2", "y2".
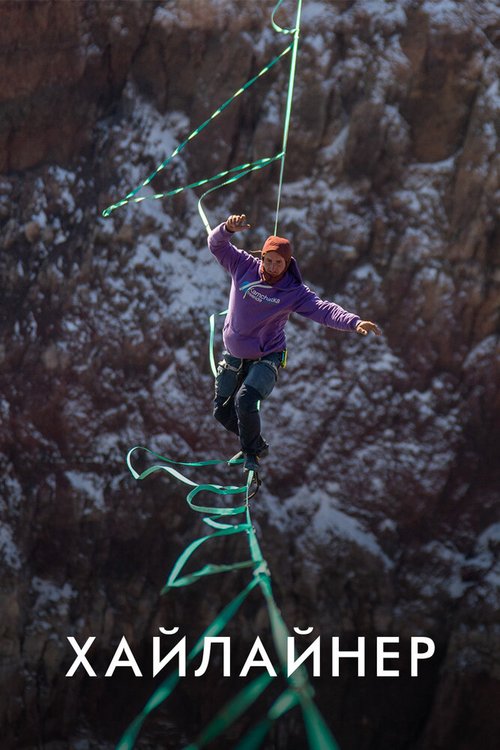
[{"x1": 0, "y1": 0, "x2": 499, "y2": 748}]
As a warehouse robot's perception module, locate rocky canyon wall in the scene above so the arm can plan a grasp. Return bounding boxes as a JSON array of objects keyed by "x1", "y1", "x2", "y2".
[{"x1": 0, "y1": 1, "x2": 499, "y2": 749}]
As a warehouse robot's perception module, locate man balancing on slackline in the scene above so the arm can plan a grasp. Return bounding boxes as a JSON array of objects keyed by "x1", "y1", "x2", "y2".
[{"x1": 208, "y1": 213, "x2": 381, "y2": 474}]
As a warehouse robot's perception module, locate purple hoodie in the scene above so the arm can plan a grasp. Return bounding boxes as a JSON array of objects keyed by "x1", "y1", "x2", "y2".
[{"x1": 208, "y1": 222, "x2": 361, "y2": 360}]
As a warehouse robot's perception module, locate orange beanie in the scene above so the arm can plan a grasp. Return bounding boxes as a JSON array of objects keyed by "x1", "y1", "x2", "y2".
[{"x1": 261, "y1": 235, "x2": 292, "y2": 266}]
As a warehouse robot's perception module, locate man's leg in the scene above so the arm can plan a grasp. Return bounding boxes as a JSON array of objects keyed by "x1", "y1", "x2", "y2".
[
  {"x1": 213, "y1": 353, "x2": 243, "y2": 436},
  {"x1": 234, "y1": 383, "x2": 263, "y2": 454},
  {"x1": 235, "y1": 353, "x2": 281, "y2": 461}
]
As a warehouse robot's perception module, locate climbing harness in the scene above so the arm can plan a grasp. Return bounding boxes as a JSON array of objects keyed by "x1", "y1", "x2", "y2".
[{"x1": 109, "y1": 1, "x2": 340, "y2": 747}]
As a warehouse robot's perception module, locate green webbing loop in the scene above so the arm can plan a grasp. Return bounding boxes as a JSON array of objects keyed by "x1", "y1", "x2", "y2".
[
  {"x1": 197, "y1": 154, "x2": 283, "y2": 234},
  {"x1": 271, "y1": 0, "x2": 299, "y2": 34},
  {"x1": 127, "y1": 445, "x2": 240, "y2": 475},
  {"x1": 163, "y1": 525, "x2": 254, "y2": 592}
]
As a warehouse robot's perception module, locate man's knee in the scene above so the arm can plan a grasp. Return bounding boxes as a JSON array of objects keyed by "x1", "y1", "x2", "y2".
[
  {"x1": 235, "y1": 384, "x2": 260, "y2": 414},
  {"x1": 244, "y1": 358, "x2": 279, "y2": 401}
]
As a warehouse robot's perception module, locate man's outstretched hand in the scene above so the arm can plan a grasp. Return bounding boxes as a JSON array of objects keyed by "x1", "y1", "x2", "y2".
[
  {"x1": 225, "y1": 214, "x2": 251, "y2": 233},
  {"x1": 356, "y1": 320, "x2": 382, "y2": 336}
]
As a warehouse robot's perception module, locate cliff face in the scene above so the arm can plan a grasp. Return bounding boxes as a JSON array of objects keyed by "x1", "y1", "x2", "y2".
[
  {"x1": 0, "y1": 0, "x2": 154, "y2": 172},
  {"x1": 1, "y1": 1, "x2": 499, "y2": 749}
]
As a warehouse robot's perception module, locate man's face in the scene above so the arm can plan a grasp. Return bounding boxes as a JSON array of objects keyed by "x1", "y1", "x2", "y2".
[{"x1": 262, "y1": 251, "x2": 286, "y2": 277}]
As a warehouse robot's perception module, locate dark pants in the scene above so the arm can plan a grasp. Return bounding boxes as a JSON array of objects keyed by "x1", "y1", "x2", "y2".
[{"x1": 213, "y1": 351, "x2": 282, "y2": 455}]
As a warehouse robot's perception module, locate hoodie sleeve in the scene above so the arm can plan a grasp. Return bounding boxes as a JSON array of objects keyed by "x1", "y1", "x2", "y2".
[
  {"x1": 292, "y1": 284, "x2": 360, "y2": 332},
  {"x1": 207, "y1": 222, "x2": 253, "y2": 276}
]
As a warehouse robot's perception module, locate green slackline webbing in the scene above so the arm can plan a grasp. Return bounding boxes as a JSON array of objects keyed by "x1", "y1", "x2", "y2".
[
  {"x1": 183, "y1": 673, "x2": 275, "y2": 750},
  {"x1": 102, "y1": 0, "x2": 303, "y2": 234},
  {"x1": 273, "y1": 0, "x2": 303, "y2": 235},
  {"x1": 118, "y1": 2, "x2": 339, "y2": 747},
  {"x1": 117, "y1": 579, "x2": 261, "y2": 750},
  {"x1": 200, "y1": 0, "x2": 303, "y2": 235},
  {"x1": 271, "y1": 0, "x2": 299, "y2": 35},
  {"x1": 233, "y1": 688, "x2": 300, "y2": 750},
  {"x1": 120, "y1": 444, "x2": 340, "y2": 750},
  {"x1": 272, "y1": 0, "x2": 302, "y2": 235},
  {"x1": 101, "y1": 43, "x2": 292, "y2": 219}
]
